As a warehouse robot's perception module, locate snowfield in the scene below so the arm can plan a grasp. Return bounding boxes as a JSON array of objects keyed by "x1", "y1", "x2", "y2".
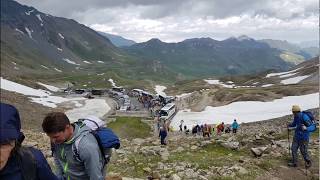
[
  {"x1": 66, "y1": 99, "x2": 111, "y2": 122},
  {"x1": 280, "y1": 75, "x2": 310, "y2": 85},
  {"x1": 37, "y1": 82, "x2": 60, "y2": 92},
  {"x1": 171, "y1": 93, "x2": 319, "y2": 130}
]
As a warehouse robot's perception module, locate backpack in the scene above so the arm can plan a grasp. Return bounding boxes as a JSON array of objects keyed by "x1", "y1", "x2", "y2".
[
  {"x1": 73, "y1": 116, "x2": 120, "y2": 165},
  {"x1": 17, "y1": 147, "x2": 37, "y2": 180},
  {"x1": 302, "y1": 111, "x2": 317, "y2": 132}
]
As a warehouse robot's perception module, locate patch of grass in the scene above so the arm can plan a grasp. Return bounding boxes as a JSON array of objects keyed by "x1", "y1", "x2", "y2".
[
  {"x1": 108, "y1": 152, "x2": 162, "y2": 178},
  {"x1": 168, "y1": 143, "x2": 249, "y2": 169},
  {"x1": 107, "y1": 117, "x2": 151, "y2": 140}
]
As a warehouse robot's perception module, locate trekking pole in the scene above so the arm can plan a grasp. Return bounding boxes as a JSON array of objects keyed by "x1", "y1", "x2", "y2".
[{"x1": 287, "y1": 126, "x2": 290, "y2": 157}]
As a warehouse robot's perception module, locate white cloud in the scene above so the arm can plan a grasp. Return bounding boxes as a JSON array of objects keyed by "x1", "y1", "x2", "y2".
[{"x1": 15, "y1": 0, "x2": 318, "y2": 43}]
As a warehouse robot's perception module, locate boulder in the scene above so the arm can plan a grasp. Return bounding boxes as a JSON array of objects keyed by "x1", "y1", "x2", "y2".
[
  {"x1": 251, "y1": 146, "x2": 269, "y2": 157},
  {"x1": 171, "y1": 174, "x2": 181, "y2": 180},
  {"x1": 221, "y1": 141, "x2": 239, "y2": 150}
]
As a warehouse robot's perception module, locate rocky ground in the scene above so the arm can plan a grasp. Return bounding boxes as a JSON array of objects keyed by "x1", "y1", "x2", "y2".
[{"x1": 22, "y1": 109, "x2": 319, "y2": 180}]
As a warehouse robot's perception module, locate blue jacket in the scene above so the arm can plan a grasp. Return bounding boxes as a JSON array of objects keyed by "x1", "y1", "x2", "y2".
[
  {"x1": 232, "y1": 121, "x2": 239, "y2": 129},
  {"x1": 288, "y1": 112, "x2": 312, "y2": 141},
  {"x1": 0, "y1": 147, "x2": 58, "y2": 180}
]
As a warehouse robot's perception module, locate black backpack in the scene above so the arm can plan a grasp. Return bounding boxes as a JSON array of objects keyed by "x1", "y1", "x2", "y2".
[{"x1": 16, "y1": 147, "x2": 37, "y2": 180}]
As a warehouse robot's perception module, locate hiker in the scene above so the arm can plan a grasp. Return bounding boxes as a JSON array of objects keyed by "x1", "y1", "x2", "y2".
[
  {"x1": 179, "y1": 120, "x2": 184, "y2": 132},
  {"x1": 42, "y1": 112, "x2": 106, "y2": 180},
  {"x1": 232, "y1": 119, "x2": 239, "y2": 134},
  {"x1": 203, "y1": 124, "x2": 210, "y2": 138},
  {"x1": 159, "y1": 126, "x2": 167, "y2": 145},
  {"x1": 287, "y1": 105, "x2": 313, "y2": 168},
  {"x1": 192, "y1": 126, "x2": 197, "y2": 136},
  {"x1": 217, "y1": 122, "x2": 225, "y2": 135},
  {"x1": 225, "y1": 126, "x2": 231, "y2": 133},
  {"x1": 0, "y1": 103, "x2": 58, "y2": 180}
]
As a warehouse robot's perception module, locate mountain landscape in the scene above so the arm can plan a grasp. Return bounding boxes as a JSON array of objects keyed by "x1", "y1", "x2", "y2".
[
  {"x1": 1, "y1": 0, "x2": 318, "y2": 89},
  {"x1": 0, "y1": 0, "x2": 319, "y2": 179}
]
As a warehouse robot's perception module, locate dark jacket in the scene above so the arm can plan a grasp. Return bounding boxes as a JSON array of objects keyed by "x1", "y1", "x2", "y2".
[
  {"x1": 288, "y1": 112, "x2": 312, "y2": 141},
  {"x1": 0, "y1": 103, "x2": 58, "y2": 180},
  {"x1": 0, "y1": 147, "x2": 58, "y2": 180},
  {"x1": 159, "y1": 129, "x2": 167, "y2": 138}
]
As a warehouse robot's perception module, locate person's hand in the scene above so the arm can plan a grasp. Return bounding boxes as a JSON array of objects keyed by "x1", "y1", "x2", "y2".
[{"x1": 302, "y1": 125, "x2": 307, "y2": 131}]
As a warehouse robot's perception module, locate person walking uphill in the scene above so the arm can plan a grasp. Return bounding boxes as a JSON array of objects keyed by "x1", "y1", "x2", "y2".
[
  {"x1": 0, "y1": 103, "x2": 58, "y2": 180},
  {"x1": 232, "y1": 119, "x2": 239, "y2": 134},
  {"x1": 287, "y1": 105, "x2": 315, "y2": 168},
  {"x1": 42, "y1": 112, "x2": 105, "y2": 180}
]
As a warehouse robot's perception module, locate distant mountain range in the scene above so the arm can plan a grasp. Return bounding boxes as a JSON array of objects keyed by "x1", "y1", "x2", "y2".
[
  {"x1": 123, "y1": 36, "x2": 292, "y2": 77},
  {"x1": 98, "y1": 31, "x2": 136, "y2": 47},
  {"x1": 1, "y1": 0, "x2": 317, "y2": 88},
  {"x1": 259, "y1": 39, "x2": 318, "y2": 62}
]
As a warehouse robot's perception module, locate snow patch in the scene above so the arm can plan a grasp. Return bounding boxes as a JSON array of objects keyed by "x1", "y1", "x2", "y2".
[
  {"x1": 83, "y1": 61, "x2": 92, "y2": 64},
  {"x1": 58, "y1": 33, "x2": 65, "y2": 39},
  {"x1": 11, "y1": 62, "x2": 17, "y2": 65},
  {"x1": 97, "y1": 73, "x2": 105, "y2": 76},
  {"x1": 54, "y1": 68, "x2": 62, "y2": 72},
  {"x1": 57, "y1": 48, "x2": 63, "y2": 51},
  {"x1": 15, "y1": 28, "x2": 24, "y2": 34},
  {"x1": 1, "y1": 77, "x2": 85, "y2": 108},
  {"x1": 108, "y1": 79, "x2": 118, "y2": 87},
  {"x1": 36, "y1": 14, "x2": 43, "y2": 22},
  {"x1": 261, "y1": 84, "x2": 274, "y2": 88},
  {"x1": 37, "y1": 82, "x2": 60, "y2": 92},
  {"x1": 25, "y1": 27, "x2": 32, "y2": 39},
  {"x1": 155, "y1": 85, "x2": 167, "y2": 97},
  {"x1": 171, "y1": 93, "x2": 319, "y2": 130},
  {"x1": 279, "y1": 72, "x2": 298, "y2": 78},
  {"x1": 204, "y1": 79, "x2": 235, "y2": 88},
  {"x1": 1, "y1": 77, "x2": 51, "y2": 96},
  {"x1": 14, "y1": 67, "x2": 19, "y2": 70},
  {"x1": 97, "y1": 61, "x2": 105, "y2": 64},
  {"x1": 66, "y1": 99, "x2": 111, "y2": 122},
  {"x1": 62, "y1": 58, "x2": 80, "y2": 65},
  {"x1": 25, "y1": 9, "x2": 34, "y2": 15},
  {"x1": 280, "y1": 75, "x2": 310, "y2": 85},
  {"x1": 41, "y1": 65, "x2": 49, "y2": 69},
  {"x1": 266, "y1": 67, "x2": 303, "y2": 78}
]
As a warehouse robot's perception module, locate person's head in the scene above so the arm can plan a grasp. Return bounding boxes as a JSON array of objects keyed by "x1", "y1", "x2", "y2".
[
  {"x1": 291, "y1": 105, "x2": 301, "y2": 116},
  {"x1": 222, "y1": 122, "x2": 224, "y2": 125},
  {"x1": 0, "y1": 103, "x2": 24, "y2": 170},
  {"x1": 42, "y1": 112, "x2": 73, "y2": 144},
  {"x1": 234, "y1": 119, "x2": 236, "y2": 122}
]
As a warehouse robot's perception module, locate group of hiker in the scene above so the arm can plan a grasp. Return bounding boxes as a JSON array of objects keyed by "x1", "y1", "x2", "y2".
[
  {"x1": 179, "y1": 119, "x2": 240, "y2": 137},
  {"x1": 0, "y1": 103, "x2": 317, "y2": 180},
  {"x1": 0, "y1": 103, "x2": 120, "y2": 180}
]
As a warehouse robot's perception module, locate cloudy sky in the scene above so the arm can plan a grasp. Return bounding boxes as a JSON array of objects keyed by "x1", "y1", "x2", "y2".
[{"x1": 16, "y1": 0, "x2": 318, "y2": 43}]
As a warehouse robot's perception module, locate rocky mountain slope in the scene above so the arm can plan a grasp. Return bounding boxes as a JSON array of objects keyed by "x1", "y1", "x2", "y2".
[
  {"x1": 22, "y1": 111, "x2": 319, "y2": 180},
  {"x1": 1, "y1": 0, "x2": 177, "y2": 88}
]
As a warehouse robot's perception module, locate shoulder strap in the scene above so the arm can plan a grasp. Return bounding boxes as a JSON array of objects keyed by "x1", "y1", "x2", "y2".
[
  {"x1": 17, "y1": 147, "x2": 37, "y2": 180},
  {"x1": 72, "y1": 135, "x2": 85, "y2": 162}
]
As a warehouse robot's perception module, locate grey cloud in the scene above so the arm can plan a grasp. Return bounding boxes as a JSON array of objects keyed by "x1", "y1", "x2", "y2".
[{"x1": 16, "y1": 0, "x2": 317, "y2": 21}]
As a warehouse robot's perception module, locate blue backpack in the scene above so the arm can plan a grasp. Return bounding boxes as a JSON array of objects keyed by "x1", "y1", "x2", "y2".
[
  {"x1": 302, "y1": 111, "x2": 317, "y2": 132},
  {"x1": 73, "y1": 117, "x2": 120, "y2": 164}
]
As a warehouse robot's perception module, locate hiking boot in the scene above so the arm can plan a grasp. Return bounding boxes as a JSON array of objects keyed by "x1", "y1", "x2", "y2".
[
  {"x1": 288, "y1": 162, "x2": 297, "y2": 167},
  {"x1": 305, "y1": 160, "x2": 312, "y2": 169}
]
